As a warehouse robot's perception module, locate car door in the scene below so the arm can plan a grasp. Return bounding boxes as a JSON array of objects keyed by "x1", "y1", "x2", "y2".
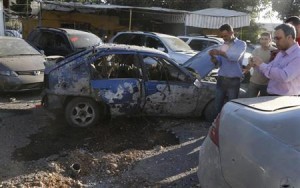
[
  {"x1": 140, "y1": 54, "x2": 199, "y2": 116},
  {"x1": 90, "y1": 52, "x2": 143, "y2": 116}
]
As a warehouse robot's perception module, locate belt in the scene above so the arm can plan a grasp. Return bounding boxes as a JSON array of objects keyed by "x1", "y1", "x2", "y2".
[
  {"x1": 268, "y1": 94, "x2": 280, "y2": 96},
  {"x1": 219, "y1": 76, "x2": 240, "y2": 80}
]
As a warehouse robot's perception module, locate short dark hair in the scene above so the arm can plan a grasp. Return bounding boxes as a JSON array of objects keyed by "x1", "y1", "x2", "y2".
[
  {"x1": 219, "y1": 24, "x2": 233, "y2": 32},
  {"x1": 260, "y1": 32, "x2": 271, "y2": 38},
  {"x1": 285, "y1": 16, "x2": 300, "y2": 26},
  {"x1": 275, "y1": 23, "x2": 296, "y2": 39}
]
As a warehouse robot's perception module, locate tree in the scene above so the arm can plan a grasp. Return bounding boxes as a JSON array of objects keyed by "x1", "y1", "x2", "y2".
[
  {"x1": 105, "y1": 0, "x2": 269, "y2": 13},
  {"x1": 272, "y1": 0, "x2": 300, "y2": 20}
]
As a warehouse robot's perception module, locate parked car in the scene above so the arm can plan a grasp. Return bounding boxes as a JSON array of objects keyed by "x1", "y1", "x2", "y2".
[
  {"x1": 178, "y1": 35, "x2": 224, "y2": 52},
  {"x1": 0, "y1": 37, "x2": 45, "y2": 92},
  {"x1": 27, "y1": 27, "x2": 103, "y2": 57},
  {"x1": 42, "y1": 44, "x2": 245, "y2": 127},
  {"x1": 198, "y1": 96, "x2": 300, "y2": 188},
  {"x1": 109, "y1": 31, "x2": 197, "y2": 65}
]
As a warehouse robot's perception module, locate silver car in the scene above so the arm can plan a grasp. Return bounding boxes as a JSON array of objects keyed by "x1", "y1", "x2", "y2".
[
  {"x1": 109, "y1": 31, "x2": 197, "y2": 65},
  {"x1": 198, "y1": 96, "x2": 300, "y2": 188},
  {"x1": 0, "y1": 37, "x2": 45, "y2": 92}
]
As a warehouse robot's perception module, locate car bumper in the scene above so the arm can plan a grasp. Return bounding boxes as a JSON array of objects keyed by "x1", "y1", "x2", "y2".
[
  {"x1": 197, "y1": 134, "x2": 230, "y2": 188},
  {"x1": 41, "y1": 92, "x2": 65, "y2": 111},
  {"x1": 0, "y1": 74, "x2": 44, "y2": 92}
]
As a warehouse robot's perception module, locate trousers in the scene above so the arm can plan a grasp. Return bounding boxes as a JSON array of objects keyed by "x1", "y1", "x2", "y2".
[{"x1": 215, "y1": 76, "x2": 241, "y2": 114}]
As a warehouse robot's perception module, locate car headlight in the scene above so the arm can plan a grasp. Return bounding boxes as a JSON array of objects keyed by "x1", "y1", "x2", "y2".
[{"x1": 0, "y1": 70, "x2": 18, "y2": 77}]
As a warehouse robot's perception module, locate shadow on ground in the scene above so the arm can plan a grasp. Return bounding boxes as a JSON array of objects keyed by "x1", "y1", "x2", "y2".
[{"x1": 12, "y1": 115, "x2": 179, "y2": 161}]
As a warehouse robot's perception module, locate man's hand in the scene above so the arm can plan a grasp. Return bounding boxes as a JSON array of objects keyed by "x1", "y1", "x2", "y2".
[
  {"x1": 209, "y1": 49, "x2": 219, "y2": 65},
  {"x1": 252, "y1": 56, "x2": 264, "y2": 66},
  {"x1": 209, "y1": 49, "x2": 226, "y2": 57},
  {"x1": 210, "y1": 56, "x2": 218, "y2": 65},
  {"x1": 209, "y1": 49, "x2": 220, "y2": 56}
]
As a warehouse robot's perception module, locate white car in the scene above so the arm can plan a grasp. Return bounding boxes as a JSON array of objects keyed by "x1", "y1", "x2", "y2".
[
  {"x1": 109, "y1": 31, "x2": 197, "y2": 65},
  {"x1": 198, "y1": 96, "x2": 300, "y2": 188},
  {"x1": 178, "y1": 35, "x2": 224, "y2": 51}
]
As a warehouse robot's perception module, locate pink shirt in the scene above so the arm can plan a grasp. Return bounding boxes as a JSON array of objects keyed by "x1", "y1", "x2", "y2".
[{"x1": 259, "y1": 43, "x2": 300, "y2": 95}]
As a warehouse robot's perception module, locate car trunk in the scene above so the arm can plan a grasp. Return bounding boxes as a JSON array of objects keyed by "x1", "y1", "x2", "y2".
[
  {"x1": 218, "y1": 96, "x2": 300, "y2": 187},
  {"x1": 230, "y1": 96, "x2": 300, "y2": 151}
]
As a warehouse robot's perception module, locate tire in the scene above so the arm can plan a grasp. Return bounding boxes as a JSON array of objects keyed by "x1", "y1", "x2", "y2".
[
  {"x1": 203, "y1": 100, "x2": 217, "y2": 122},
  {"x1": 65, "y1": 97, "x2": 101, "y2": 128}
]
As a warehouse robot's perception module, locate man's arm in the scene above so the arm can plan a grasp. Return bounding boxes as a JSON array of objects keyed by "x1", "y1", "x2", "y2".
[
  {"x1": 226, "y1": 40, "x2": 247, "y2": 62},
  {"x1": 209, "y1": 49, "x2": 220, "y2": 66},
  {"x1": 253, "y1": 55, "x2": 300, "y2": 82}
]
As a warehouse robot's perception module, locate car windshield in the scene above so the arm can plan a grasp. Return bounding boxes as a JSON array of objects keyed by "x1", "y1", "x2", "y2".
[
  {"x1": 68, "y1": 32, "x2": 102, "y2": 49},
  {"x1": 0, "y1": 38, "x2": 41, "y2": 57},
  {"x1": 160, "y1": 36, "x2": 193, "y2": 52}
]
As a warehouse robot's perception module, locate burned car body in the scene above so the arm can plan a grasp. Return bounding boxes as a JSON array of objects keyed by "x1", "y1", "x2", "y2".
[{"x1": 42, "y1": 44, "x2": 221, "y2": 127}]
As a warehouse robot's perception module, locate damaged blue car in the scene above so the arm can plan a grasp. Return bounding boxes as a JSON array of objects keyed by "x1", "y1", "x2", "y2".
[{"x1": 42, "y1": 44, "x2": 234, "y2": 127}]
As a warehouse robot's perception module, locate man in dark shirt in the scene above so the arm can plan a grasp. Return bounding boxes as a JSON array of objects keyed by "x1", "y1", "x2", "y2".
[{"x1": 285, "y1": 16, "x2": 300, "y2": 45}]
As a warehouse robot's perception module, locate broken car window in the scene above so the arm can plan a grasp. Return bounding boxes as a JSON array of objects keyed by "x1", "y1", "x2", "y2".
[
  {"x1": 143, "y1": 55, "x2": 189, "y2": 82},
  {"x1": 91, "y1": 54, "x2": 141, "y2": 79}
]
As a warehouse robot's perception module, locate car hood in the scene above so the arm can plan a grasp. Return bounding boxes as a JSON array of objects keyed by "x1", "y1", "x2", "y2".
[
  {"x1": 0, "y1": 55, "x2": 45, "y2": 71},
  {"x1": 182, "y1": 45, "x2": 220, "y2": 78},
  {"x1": 170, "y1": 51, "x2": 197, "y2": 65}
]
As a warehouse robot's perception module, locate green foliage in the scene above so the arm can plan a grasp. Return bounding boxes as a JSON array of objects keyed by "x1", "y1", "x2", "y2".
[
  {"x1": 272, "y1": 0, "x2": 300, "y2": 20},
  {"x1": 240, "y1": 20, "x2": 265, "y2": 43},
  {"x1": 106, "y1": 0, "x2": 267, "y2": 12}
]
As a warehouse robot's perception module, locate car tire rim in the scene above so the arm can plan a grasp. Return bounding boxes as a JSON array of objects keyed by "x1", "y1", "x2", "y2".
[{"x1": 70, "y1": 102, "x2": 95, "y2": 127}]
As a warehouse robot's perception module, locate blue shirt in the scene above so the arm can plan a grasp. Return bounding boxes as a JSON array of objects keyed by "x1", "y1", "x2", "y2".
[{"x1": 216, "y1": 38, "x2": 246, "y2": 78}]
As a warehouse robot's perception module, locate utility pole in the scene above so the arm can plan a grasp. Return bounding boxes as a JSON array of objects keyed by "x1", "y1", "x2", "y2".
[{"x1": 0, "y1": 0, "x2": 4, "y2": 36}]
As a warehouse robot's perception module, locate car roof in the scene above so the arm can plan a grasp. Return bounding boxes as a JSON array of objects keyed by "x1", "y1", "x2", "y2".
[
  {"x1": 178, "y1": 35, "x2": 224, "y2": 42},
  {"x1": 115, "y1": 31, "x2": 177, "y2": 38},
  {"x1": 59, "y1": 28, "x2": 95, "y2": 35},
  {"x1": 95, "y1": 43, "x2": 169, "y2": 56},
  {"x1": 33, "y1": 27, "x2": 94, "y2": 35},
  {"x1": 231, "y1": 96, "x2": 300, "y2": 111}
]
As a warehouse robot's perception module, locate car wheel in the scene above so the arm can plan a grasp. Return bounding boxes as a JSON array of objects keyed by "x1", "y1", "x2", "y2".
[
  {"x1": 204, "y1": 100, "x2": 217, "y2": 122},
  {"x1": 65, "y1": 97, "x2": 101, "y2": 127}
]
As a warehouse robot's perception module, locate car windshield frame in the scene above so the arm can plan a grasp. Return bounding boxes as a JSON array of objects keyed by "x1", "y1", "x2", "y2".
[
  {"x1": 160, "y1": 35, "x2": 193, "y2": 52},
  {"x1": 0, "y1": 38, "x2": 41, "y2": 57}
]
